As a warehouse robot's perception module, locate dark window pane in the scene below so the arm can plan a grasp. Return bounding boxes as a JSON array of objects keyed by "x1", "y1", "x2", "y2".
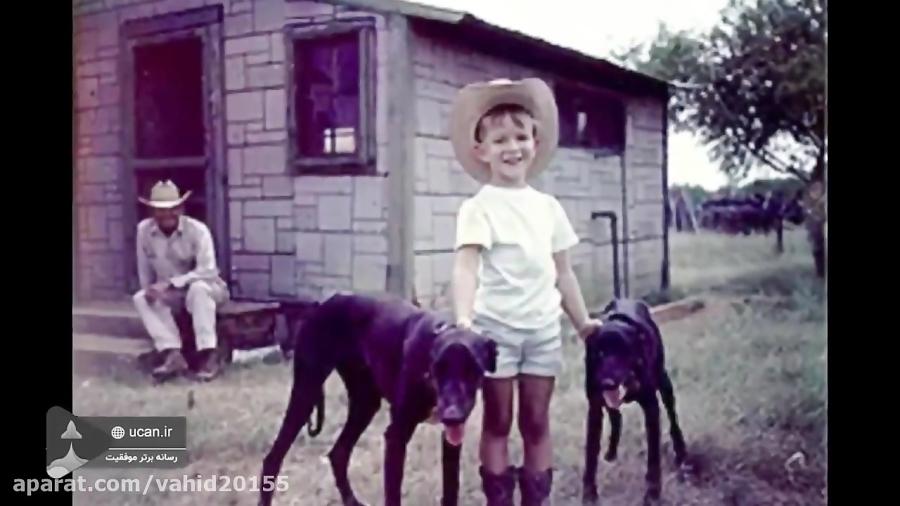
[
  {"x1": 556, "y1": 87, "x2": 625, "y2": 152},
  {"x1": 588, "y1": 97, "x2": 625, "y2": 150},
  {"x1": 294, "y1": 31, "x2": 360, "y2": 157},
  {"x1": 134, "y1": 37, "x2": 205, "y2": 158}
]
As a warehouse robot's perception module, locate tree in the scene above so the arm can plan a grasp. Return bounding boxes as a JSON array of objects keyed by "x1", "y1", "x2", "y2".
[
  {"x1": 737, "y1": 177, "x2": 805, "y2": 199},
  {"x1": 616, "y1": 0, "x2": 826, "y2": 275},
  {"x1": 671, "y1": 184, "x2": 712, "y2": 209}
]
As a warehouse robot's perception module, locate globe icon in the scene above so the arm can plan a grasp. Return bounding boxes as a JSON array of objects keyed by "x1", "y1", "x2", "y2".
[{"x1": 111, "y1": 426, "x2": 125, "y2": 440}]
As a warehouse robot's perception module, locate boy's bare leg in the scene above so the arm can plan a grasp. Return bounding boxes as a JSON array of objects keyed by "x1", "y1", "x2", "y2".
[
  {"x1": 518, "y1": 374, "x2": 556, "y2": 472},
  {"x1": 480, "y1": 377, "x2": 516, "y2": 473}
]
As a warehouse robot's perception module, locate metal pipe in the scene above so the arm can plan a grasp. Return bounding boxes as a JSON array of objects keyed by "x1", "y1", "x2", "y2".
[
  {"x1": 591, "y1": 211, "x2": 621, "y2": 299},
  {"x1": 661, "y1": 91, "x2": 671, "y2": 291}
]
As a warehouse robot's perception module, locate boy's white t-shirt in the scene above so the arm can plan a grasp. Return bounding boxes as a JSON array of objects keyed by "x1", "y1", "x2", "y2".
[{"x1": 455, "y1": 184, "x2": 580, "y2": 330}]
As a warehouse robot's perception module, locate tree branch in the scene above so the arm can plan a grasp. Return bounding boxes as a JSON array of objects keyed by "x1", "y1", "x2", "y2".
[
  {"x1": 747, "y1": 145, "x2": 811, "y2": 182},
  {"x1": 670, "y1": 80, "x2": 706, "y2": 90}
]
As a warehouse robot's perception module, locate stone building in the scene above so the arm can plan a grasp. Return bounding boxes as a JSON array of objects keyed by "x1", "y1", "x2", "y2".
[{"x1": 73, "y1": 0, "x2": 671, "y2": 312}]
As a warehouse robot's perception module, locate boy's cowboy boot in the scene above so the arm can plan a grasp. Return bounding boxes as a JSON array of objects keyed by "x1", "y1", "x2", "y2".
[
  {"x1": 518, "y1": 467, "x2": 553, "y2": 506},
  {"x1": 152, "y1": 349, "x2": 189, "y2": 382},
  {"x1": 480, "y1": 466, "x2": 516, "y2": 506}
]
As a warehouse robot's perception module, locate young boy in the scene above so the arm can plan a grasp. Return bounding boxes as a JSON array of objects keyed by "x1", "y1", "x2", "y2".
[{"x1": 450, "y1": 78, "x2": 602, "y2": 505}]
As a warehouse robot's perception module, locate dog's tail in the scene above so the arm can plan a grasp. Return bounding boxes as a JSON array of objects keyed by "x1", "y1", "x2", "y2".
[
  {"x1": 284, "y1": 300, "x2": 328, "y2": 438},
  {"x1": 307, "y1": 392, "x2": 325, "y2": 437}
]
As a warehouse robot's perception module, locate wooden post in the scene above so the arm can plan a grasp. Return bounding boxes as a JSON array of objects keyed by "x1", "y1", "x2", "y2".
[
  {"x1": 384, "y1": 14, "x2": 415, "y2": 299},
  {"x1": 660, "y1": 94, "x2": 670, "y2": 291},
  {"x1": 774, "y1": 219, "x2": 783, "y2": 254},
  {"x1": 681, "y1": 190, "x2": 698, "y2": 232}
]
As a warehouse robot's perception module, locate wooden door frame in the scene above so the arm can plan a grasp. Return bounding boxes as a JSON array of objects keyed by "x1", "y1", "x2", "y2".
[{"x1": 118, "y1": 6, "x2": 228, "y2": 292}]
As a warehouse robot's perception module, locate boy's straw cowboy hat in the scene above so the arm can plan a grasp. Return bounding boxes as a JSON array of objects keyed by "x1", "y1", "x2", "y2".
[
  {"x1": 449, "y1": 78, "x2": 559, "y2": 183},
  {"x1": 138, "y1": 180, "x2": 192, "y2": 209}
]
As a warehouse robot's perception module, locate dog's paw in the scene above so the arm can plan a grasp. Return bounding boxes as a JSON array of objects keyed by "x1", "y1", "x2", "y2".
[
  {"x1": 603, "y1": 449, "x2": 617, "y2": 462},
  {"x1": 582, "y1": 486, "x2": 599, "y2": 505},
  {"x1": 676, "y1": 459, "x2": 698, "y2": 483},
  {"x1": 642, "y1": 494, "x2": 662, "y2": 506},
  {"x1": 343, "y1": 498, "x2": 367, "y2": 506},
  {"x1": 642, "y1": 484, "x2": 662, "y2": 506}
]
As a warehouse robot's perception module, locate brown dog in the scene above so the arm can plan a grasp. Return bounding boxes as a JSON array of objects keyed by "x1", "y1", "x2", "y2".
[
  {"x1": 582, "y1": 299, "x2": 688, "y2": 505},
  {"x1": 259, "y1": 292, "x2": 497, "y2": 506}
]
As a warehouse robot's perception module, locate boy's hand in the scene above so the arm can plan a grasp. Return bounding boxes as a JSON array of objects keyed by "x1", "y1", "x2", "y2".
[
  {"x1": 456, "y1": 317, "x2": 473, "y2": 329},
  {"x1": 577, "y1": 318, "x2": 603, "y2": 340}
]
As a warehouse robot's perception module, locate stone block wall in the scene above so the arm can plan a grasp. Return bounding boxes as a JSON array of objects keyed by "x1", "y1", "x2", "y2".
[
  {"x1": 74, "y1": 3, "x2": 128, "y2": 300},
  {"x1": 542, "y1": 150, "x2": 627, "y2": 309},
  {"x1": 222, "y1": 1, "x2": 394, "y2": 300},
  {"x1": 74, "y1": 0, "x2": 395, "y2": 302},
  {"x1": 73, "y1": 0, "x2": 667, "y2": 305},
  {"x1": 624, "y1": 98, "x2": 667, "y2": 298},
  {"x1": 409, "y1": 30, "x2": 638, "y2": 311}
]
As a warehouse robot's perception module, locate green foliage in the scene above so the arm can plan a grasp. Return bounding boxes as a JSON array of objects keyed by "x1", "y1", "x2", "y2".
[
  {"x1": 736, "y1": 177, "x2": 805, "y2": 197},
  {"x1": 614, "y1": 0, "x2": 825, "y2": 183},
  {"x1": 670, "y1": 178, "x2": 801, "y2": 207},
  {"x1": 671, "y1": 183, "x2": 712, "y2": 205}
]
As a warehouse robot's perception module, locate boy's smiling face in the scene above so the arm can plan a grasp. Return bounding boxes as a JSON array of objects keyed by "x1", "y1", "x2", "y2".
[{"x1": 474, "y1": 110, "x2": 537, "y2": 187}]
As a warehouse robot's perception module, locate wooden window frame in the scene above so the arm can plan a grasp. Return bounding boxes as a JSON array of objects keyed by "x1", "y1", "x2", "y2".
[{"x1": 285, "y1": 18, "x2": 377, "y2": 176}]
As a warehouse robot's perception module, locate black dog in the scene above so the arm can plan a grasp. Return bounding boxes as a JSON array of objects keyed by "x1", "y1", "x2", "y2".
[
  {"x1": 582, "y1": 299, "x2": 688, "y2": 506},
  {"x1": 259, "y1": 292, "x2": 497, "y2": 506}
]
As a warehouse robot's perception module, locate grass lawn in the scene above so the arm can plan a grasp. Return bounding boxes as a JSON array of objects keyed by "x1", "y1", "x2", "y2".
[{"x1": 73, "y1": 229, "x2": 826, "y2": 505}]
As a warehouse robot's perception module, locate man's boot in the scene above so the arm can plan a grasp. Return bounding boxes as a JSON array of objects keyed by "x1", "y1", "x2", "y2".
[
  {"x1": 152, "y1": 349, "x2": 188, "y2": 382},
  {"x1": 480, "y1": 466, "x2": 516, "y2": 506},
  {"x1": 518, "y1": 467, "x2": 553, "y2": 506},
  {"x1": 195, "y1": 349, "x2": 222, "y2": 382}
]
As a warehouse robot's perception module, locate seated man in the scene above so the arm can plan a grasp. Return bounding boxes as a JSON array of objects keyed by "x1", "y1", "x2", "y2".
[{"x1": 132, "y1": 180, "x2": 229, "y2": 382}]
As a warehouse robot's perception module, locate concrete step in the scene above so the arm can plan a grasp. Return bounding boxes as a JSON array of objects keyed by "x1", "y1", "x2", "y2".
[
  {"x1": 73, "y1": 332, "x2": 152, "y2": 378},
  {"x1": 73, "y1": 302, "x2": 146, "y2": 339},
  {"x1": 73, "y1": 332, "x2": 153, "y2": 356}
]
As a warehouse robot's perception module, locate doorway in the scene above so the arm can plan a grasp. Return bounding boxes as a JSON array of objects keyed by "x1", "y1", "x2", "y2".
[{"x1": 120, "y1": 6, "x2": 228, "y2": 293}]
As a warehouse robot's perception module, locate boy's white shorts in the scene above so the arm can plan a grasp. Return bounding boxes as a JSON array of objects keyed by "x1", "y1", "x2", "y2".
[{"x1": 471, "y1": 314, "x2": 564, "y2": 379}]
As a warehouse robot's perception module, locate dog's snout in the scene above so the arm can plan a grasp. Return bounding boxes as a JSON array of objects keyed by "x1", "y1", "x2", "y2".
[
  {"x1": 600, "y1": 379, "x2": 617, "y2": 390},
  {"x1": 440, "y1": 405, "x2": 465, "y2": 424}
]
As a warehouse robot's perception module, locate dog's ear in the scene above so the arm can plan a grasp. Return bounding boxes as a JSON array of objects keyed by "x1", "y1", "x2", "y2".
[
  {"x1": 633, "y1": 302, "x2": 662, "y2": 341},
  {"x1": 584, "y1": 343, "x2": 596, "y2": 396},
  {"x1": 432, "y1": 319, "x2": 451, "y2": 335},
  {"x1": 609, "y1": 313, "x2": 658, "y2": 349},
  {"x1": 475, "y1": 337, "x2": 498, "y2": 374},
  {"x1": 600, "y1": 298, "x2": 618, "y2": 317},
  {"x1": 633, "y1": 318, "x2": 661, "y2": 347},
  {"x1": 429, "y1": 336, "x2": 447, "y2": 364}
]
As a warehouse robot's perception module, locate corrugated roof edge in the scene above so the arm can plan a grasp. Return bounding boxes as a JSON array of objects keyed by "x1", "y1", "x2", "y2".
[{"x1": 324, "y1": 0, "x2": 669, "y2": 94}]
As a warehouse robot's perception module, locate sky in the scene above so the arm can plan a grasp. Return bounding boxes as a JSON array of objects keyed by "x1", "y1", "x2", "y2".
[{"x1": 414, "y1": 0, "x2": 784, "y2": 190}]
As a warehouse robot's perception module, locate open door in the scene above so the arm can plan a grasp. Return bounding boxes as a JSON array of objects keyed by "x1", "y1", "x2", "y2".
[{"x1": 120, "y1": 7, "x2": 228, "y2": 293}]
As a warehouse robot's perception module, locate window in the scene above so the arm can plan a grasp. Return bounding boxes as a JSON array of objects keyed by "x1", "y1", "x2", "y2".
[
  {"x1": 126, "y1": 28, "x2": 214, "y2": 224},
  {"x1": 557, "y1": 85, "x2": 625, "y2": 154},
  {"x1": 134, "y1": 36, "x2": 205, "y2": 159},
  {"x1": 286, "y1": 20, "x2": 376, "y2": 174}
]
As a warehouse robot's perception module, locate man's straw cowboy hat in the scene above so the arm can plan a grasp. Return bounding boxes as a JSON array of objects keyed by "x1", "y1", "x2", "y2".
[
  {"x1": 449, "y1": 78, "x2": 559, "y2": 183},
  {"x1": 138, "y1": 180, "x2": 192, "y2": 209}
]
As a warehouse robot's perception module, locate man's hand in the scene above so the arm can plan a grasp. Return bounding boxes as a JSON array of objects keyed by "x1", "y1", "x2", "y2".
[
  {"x1": 577, "y1": 318, "x2": 603, "y2": 340},
  {"x1": 144, "y1": 281, "x2": 171, "y2": 304}
]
